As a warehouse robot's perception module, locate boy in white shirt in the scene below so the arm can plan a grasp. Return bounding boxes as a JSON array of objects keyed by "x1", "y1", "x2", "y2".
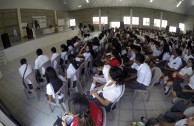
[{"x1": 50, "y1": 47, "x2": 60, "y2": 70}]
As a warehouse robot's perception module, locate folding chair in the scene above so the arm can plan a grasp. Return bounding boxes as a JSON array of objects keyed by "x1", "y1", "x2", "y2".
[{"x1": 101, "y1": 107, "x2": 107, "y2": 126}]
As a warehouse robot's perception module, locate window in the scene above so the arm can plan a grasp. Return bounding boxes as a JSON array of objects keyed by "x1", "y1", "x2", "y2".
[
  {"x1": 162, "y1": 20, "x2": 167, "y2": 28},
  {"x1": 110, "y1": 22, "x2": 120, "y2": 28},
  {"x1": 70, "y1": 19, "x2": 76, "y2": 26},
  {"x1": 179, "y1": 23, "x2": 185, "y2": 31},
  {"x1": 143, "y1": 18, "x2": 150, "y2": 26},
  {"x1": 123, "y1": 16, "x2": 131, "y2": 24},
  {"x1": 154, "y1": 19, "x2": 160, "y2": 27},
  {"x1": 93, "y1": 16, "x2": 108, "y2": 24},
  {"x1": 132, "y1": 17, "x2": 139, "y2": 25},
  {"x1": 169, "y1": 26, "x2": 176, "y2": 32}
]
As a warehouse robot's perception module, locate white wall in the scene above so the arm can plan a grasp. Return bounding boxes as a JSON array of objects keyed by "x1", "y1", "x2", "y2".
[
  {"x1": 0, "y1": 0, "x2": 65, "y2": 11},
  {"x1": 3, "y1": 29, "x2": 79, "y2": 61}
]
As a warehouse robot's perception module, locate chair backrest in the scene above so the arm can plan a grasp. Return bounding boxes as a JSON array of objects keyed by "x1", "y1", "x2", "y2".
[
  {"x1": 148, "y1": 67, "x2": 162, "y2": 90},
  {"x1": 51, "y1": 54, "x2": 61, "y2": 70},
  {"x1": 54, "y1": 82, "x2": 67, "y2": 105},
  {"x1": 111, "y1": 84, "x2": 125, "y2": 110},
  {"x1": 25, "y1": 70, "x2": 39, "y2": 89},
  {"x1": 39, "y1": 60, "x2": 50, "y2": 75},
  {"x1": 101, "y1": 107, "x2": 106, "y2": 126}
]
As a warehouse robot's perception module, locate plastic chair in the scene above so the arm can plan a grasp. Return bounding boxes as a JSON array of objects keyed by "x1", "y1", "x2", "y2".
[
  {"x1": 48, "y1": 82, "x2": 68, "y2": 113},
  {"x1": 24, "y1": 70, "x2": 40, "y2": 101},
  {"x1": 131, "y1": 67, "x2": 162, "y2": 102},
  {"x1": 101, "y1": 107, "x2": 107, "y2": 126}
]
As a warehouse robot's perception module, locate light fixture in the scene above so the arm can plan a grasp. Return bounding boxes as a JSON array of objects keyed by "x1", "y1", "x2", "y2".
[
  {"x1": 86, "y1": 0, "x2": 89, "y2": 3},
  {"x1": 78, "y1": 5, "x2": 82, "y2": 8},
  {"x1": 150, "y1": 0, "x2": 153, "y2": 2},
  {"x1": 176, "y1": 0, "x2": 184, "y2": 7}
]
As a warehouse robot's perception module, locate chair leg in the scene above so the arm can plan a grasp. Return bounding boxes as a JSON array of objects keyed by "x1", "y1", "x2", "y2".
[{"x1": 131, "y1": 90, "x2": 137, "y2": 102}]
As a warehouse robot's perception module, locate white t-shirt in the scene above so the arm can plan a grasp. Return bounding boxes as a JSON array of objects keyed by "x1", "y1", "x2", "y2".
[
  {"x1": 179, "y1": 66, "x2": 193, "y2": 76},
  {"x1": 162, "y1": 52, "x2": 171, "y2": 61},
  {"x1": 100, "y1": 80, "x2": 123, "y2": 103},
  {"x1": 183, "y1": 107, "x2": 194, "y2": 117},
  {"x1": 83, "y1": 52, "x2": 91, "y2": 60},
  {"x1": 152, "y1": 49, "x2": 162, "y2": 57},
  {"x1": 19, "y1": 64, "x2": 33, "y2": 84},
  {"x1": 136, "y1": 63, "x2": 152, "y2": 86},
  {"x1": 67, "y1": 64, "x2": 77, "y2": 81},
  {"x1": 183, "y1": 54, "x2": 194, "y2": 62},
  {"x1": 46, "y1": 75, "x2": 65, "y2": 99},
  {"x1": 175, "y1": 119, "x2": 187, "y2": 126},
  {"x1": 188, "y1": 74, "x2": 194, "y2": 89},
  {"x1": 35, "y1": 55, "x2": 49, "y2": 74},
  {"x1": 61, "y1": 51, "x2": 68, "y2": 61},
  {"x1": 130, "y1": 51, "x2": 136, "y2": 61},
  {"x1": 167, "y1": 56, "x2": 182, "y2": 70},
  {"x1": 102, "y1": 65, "x2": 111, "y2": 83},
  {"x1": 51, "y1": 53, "x2": 60, "y2": 69}
]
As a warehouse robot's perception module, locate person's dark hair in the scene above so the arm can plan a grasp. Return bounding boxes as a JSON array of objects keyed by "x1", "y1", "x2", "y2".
[
  {"x1": 20, "y1": 58, "x2": 27, "y2": 65},
  {"x1": 67, "y1": 40, "x2": 74, "y2": 47},
  {"x1": 68, "y1": 54, "x2": 79, "y2": 69},
  {"x1": 93, "y1": 37, "x2": 100, "y2": 46},
  {"x1": 175, "y1": 48, "x2": 182, "y2": 56},
  {"x1": 93, "y1": 60, "x2": 104, "y2": 67},
  {"x1": 188, "y1": 58, "x2": 194, "y2": 70},
  {"x1": 45, "y1": 67, "x2": 63, "y2": 93},
  {"x1": 159, "y1": 44, "x2": 170, "y2": 60},
  {"x1": 36, "y1": 48, "x2": 43, "y2": 56},
  {"x1": 135, "y1": 53, "x2": 145, "y2": 64},
  {"x1": 109, "y1": 66, "x2": 125, "y2": 85},
  {"x1": 60, "y1": 44, "x2": 68, "y2": 52},
  {"x1": 86, "y1": 42, "x2": 96, "y2": 59},
  {"x1": 111, "y1": 50, "x2": 121, "y2": 65},
  {"x1": 111, "y1": 39, "x2": 122, "y2": 53},
  {"x1": 69, "y1": 92, "x2": 96, "y2": 126},
  {"x1": 51, "y1": 47, "x2": 57, "y2": 53}
]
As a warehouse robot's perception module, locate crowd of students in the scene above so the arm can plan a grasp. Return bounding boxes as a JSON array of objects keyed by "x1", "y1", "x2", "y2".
[{"x1": 18, "y1": 27, "x2": 194, "y2": 126}]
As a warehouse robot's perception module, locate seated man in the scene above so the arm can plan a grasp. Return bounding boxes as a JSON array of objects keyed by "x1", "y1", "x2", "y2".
[
  {"x1": 126, "y1": 53, "x2": 152, "y2": 90},
  {"x1": 35, "y1": 48, "x2": 49, "y2": 77},
  {"x1": 18, "y1": 58, "x2": 33, "y2": 91},
  {"x1": 50, "y1": 47, "x2": 60, "y2": 70}
]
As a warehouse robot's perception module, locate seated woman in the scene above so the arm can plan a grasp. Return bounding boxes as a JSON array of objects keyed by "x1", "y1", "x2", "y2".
[
  {"x1": 78, "y1": 42, "x2": 96, "y2": 61},
  {"x1": 163, "y1": 58, "x2": 194, "y2": 94},
  {"x1": 162, "y1": 48, "x2": 182, "y2": 76},
  {"x1": 156, "y1": 44, "x2": 171, "y2": 64},
  {"x1": 45, "y1": 67, "x2": 66, "y2": 103},
  {"x1": 106, "y1": 50, "x2": 121, "y2": 67},
  {"x1": 172, "y1": 73, "x2": 194, "y2": 100},
  {"x1": 89, "y1": 66, "x2": 125, "y2": 111},
  {"x1": 62, "y1": 92, "x2": 103, "y2": 126},
  {"x1": 60, "y1": 44, "x2": 68, "y2": 65}
]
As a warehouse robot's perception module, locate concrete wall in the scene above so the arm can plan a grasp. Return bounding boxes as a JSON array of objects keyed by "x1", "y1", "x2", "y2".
[
  {"x1": 3, "y1": 29, "x2": 79, "y2": 61},
  {"x1": 68, "y1": 7, "x2": 194, "y2": 31}
]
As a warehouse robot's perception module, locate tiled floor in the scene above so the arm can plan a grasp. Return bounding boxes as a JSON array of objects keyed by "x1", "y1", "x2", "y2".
[{"x1": 0, "y1": 32, "x2": 174, "y2": 126}]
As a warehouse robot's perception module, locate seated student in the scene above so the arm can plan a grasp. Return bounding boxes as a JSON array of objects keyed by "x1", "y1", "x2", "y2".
[
  {"x1": 152, "y1": 42, "x2": 162, "y2": 57},
  {"x1": 50, "y1": 47, "x2": 60, "y2": 70},
  {"x1": 92, "y1": 60, "x2": 111, "y2": 85},
  {"x1": 67, "y1": 40, "x2": 74, "y2": 54},
  {"x1": 60, "y1": 44, "x2": 68, "y2": 65},
  {"x1": 35, "y1": 48, "x2": 49, "y2": 75},
  {"x1": 171, "y1": 73, "x2": 194, "y2": 100},
  {"x1": 156, "y1": 44, "x2": 171, "y2": 63},
  {"x1": 89, "y1": 66, "x2": 125, "y2": 111},
  {"x1": 126, "y1": 53, "x2": 152, "y2": 90},
  {"x1": 45, "y1": 67, "x2": 65, "y2": 103},
  {"x1": 83, "y1": 34, "x2": 89, "y2": 45},
  {"x1": 67, "y1": 54, "x2": 79, "y2": 89},
  {"x1": 106, "y1": 50, "x2": 121, "y2": 67},
  {"x1": 92, "y1": 37, "x2": 100, "y2": 53},
  {"x1": 78, "y1": 42, "x2": 96, "y2": 61},
  {"x1": 162, "y1": 48, "x2": 182, "y2": 76},
  {"x1": 183, "y1": 47, "x2": 194, "y2": 63},
  {"x1": 18, "y1": 58, "x2": 34, "y2": 90},
  {"x1": 163, "y1": 58, "x2": 194, "y2": 94},
  {"x1": 62, "y1": 92, "x2": 102, "y2": 126}
]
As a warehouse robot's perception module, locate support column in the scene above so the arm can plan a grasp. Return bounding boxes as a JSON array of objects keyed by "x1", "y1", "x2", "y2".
[
  {"x1": 130, "y1": 9, "x2": 133, "y2": 29},
  {"x1": 54, "y1": 10, "x2": 57, "y2": 25},
  {"x1": 159, "y1": 12, "x2": 163, "y2": 30},
  {"x1": 99, "y1": 9, "x2": 102, "y2": 31},
  {"x1": 17, "y1": 8, "x2": 23, "y2": 40}
]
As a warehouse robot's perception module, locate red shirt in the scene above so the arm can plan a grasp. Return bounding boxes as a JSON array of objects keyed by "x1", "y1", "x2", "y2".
[
  {"x1": 108, "y1": 58, "x2": 121, "y2": 67},
  {"x1": 71, "y1": 102, "x2": 103, "y2": 126}
]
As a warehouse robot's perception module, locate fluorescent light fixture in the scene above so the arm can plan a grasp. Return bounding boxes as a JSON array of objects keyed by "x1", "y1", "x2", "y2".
[
  {"x1": 86, "y1": 0, "x2": 89, "y2": 3},
  {"x1": 176, "y1": 0, "x2": 184, "y2": 7},
  {"x1": 78, "y1": 5, "x2": 82, "y2": 8},
  {"x1": 150, "y1": 0, "x2": 153, "y2": 2}
]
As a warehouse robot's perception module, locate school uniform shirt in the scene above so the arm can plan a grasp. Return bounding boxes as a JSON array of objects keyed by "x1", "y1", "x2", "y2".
[
  {"x1": 183, "y1": 54, "x2": 194, "y2": 62},
  {"x1": 188, "y1": 74, "x2": 194, "y2": 90},
  {"x1": 19, "y1": 64, "x2": 33, "y2": 85},
  {"x1": 61, "y1": 51, "x2": 68, "y2": 61},
  {"x1": 35, "y1": 55, "x2": 49, "y2": 74},
  {"x1": 83, "y1": 52, "x2": 91, "y2": 60},
  {"x1": 179, "y1": 66, "x2": 193, "y2": 76},
  {"x1": 67, "y1": 64, "x2": 77, "y2": 81},
  {"x1": 130, "y1": 51, "x2": 136, "y2": 61},
  {"x1": 93, "y1": 45, "x2": 99, "y2": 52},
  {"x1": 136, "y1": 63, "x2": 152, "y2": 86},
  {"x1": 51, "y1": 53, "x2": 60, "y2": 69},
  {"x1": 98, "y1": 80, "x2": 122, "y2": 103},
  {"x1": 183, "y1": 107, "x2": 194, "y2": 117},
  {"x1": 83, "y1": 37, "x2": 89, "y2": 45},
  {"x1": 68, "y1": 46, "x2": 74, "y2": 54},
  {"x1": 175, "y1": 119, "x2": 187, "y2": 126},
  {"x1": 102, "y1": 65, "x2": 111, "y2": 83},
  {"x1": 162, "y1": 52, "x2": 171, "y2": 61},
  {"x1": 46, "y1": 75, "x2": 65, "y2": 99},
  {"x1": 152, "y1": 49, "x2": 162, "y2": 57},
  {"x1": 167, "y1": 56, "x2": 182, "y2": 70},
  {"x1": 121, "y1": 49, "x2": 127, "y2": 55}
]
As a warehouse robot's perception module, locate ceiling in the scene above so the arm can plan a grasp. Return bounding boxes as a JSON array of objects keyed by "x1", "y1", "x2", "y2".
[{"x1": 63, "y1": 0, "x2": 194, "y2": 16}]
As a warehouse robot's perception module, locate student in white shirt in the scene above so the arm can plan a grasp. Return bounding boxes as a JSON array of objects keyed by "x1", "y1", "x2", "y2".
[
  {"x1": 183, "y1": 48, "x2": 194, "y2": 63},
  {"x1": 90, "y1": 66, "x2": 125, "y2": 111},
  {"x1": 35, "y1": 48, "x2": 49, "y2": 75},
  {"x1": 78, "y1": 42, "x2": 96, "y2": 60},
  {"x1": 50, "y1": 47, "x2": 60, "y2": 70},
  {"x1": 67, "y1": 40, "x2": 74, "y2": 54},
  {"x1": 164, "y1": 58, "x2": 194, "y2": 94},
  {"x1": 45, "y1": 67, "x2": 65, "y2": 103},
  {"x1": 126, "y1": 53, "x2": 152, "y2": 90},
  {"x1": 19, "y1": 58, "x2": 33, "y2": 90},
  {"x1": 152, "y1": 42, "x2": 162, "y2": 57},
  {"x1": 158, "y1": 44, "x2": 171, "y2": 62},
  {"x1": 67, "y1": 54, "x2": 79, "y2": 88},
  {"x1": 60, "y1": 44, "x2": 68, "y2": 65}
]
